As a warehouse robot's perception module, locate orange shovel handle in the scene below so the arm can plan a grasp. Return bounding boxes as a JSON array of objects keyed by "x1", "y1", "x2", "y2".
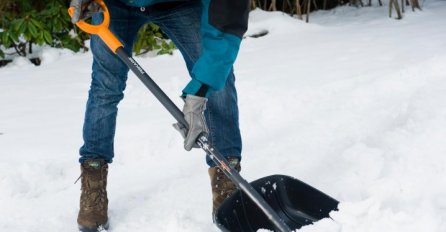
[{"x1": 68, "y1": 0, "x2": 123, "y2": 53}]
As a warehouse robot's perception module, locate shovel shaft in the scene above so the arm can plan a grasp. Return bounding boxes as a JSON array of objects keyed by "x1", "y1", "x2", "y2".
[
  {"x1": 116, "y1": 48, "x2": 291, "y2": 231},
  {"x1": 116, "y1": 48, "x2": 187, "y2": 126}
]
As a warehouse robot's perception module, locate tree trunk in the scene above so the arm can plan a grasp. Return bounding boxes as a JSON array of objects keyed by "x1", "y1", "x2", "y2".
[
  {"x1": 28, "y1": 41, "x2": 33, "y2": 54},
  {"x1": 251, "y1": 0, "x2": 257, "y2": 9},
  {"x1": 296, "y1": 0, "x2": 303, "y2": 19},
  {"x1": 269, "y1": 0, "x2": 278, "y2": 11},
  {"x1": 306, "y1": 0, "x2": 311, "y2": 23},
  {"x1": 389, "y1": 0, "x2": 402, "y2": 19},
  {"x1": 410, "y1": 0, "x2": 421, "y2": 11},
  {"x1": 393, "y1": 0, "x2": 402, "y2": 19},
  {"x1": 284, "y1": 0, "x2": 293, "y2": 14},
  {"x1": 312, "y1": 0, "x2": 319, "y2": 10}
]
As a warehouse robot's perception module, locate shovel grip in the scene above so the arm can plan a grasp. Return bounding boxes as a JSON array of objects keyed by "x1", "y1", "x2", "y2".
[{"x1": 68, "y1": 0, "x2": 123, "y2": 53}]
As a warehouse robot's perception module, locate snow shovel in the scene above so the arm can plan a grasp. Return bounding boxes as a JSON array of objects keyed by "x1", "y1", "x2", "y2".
[{"x1": 69, "y1": 1, "x2": 339, "y2": 231}]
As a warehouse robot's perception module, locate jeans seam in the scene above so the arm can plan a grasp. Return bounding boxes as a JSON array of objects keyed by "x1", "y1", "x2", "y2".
[
  {"x1": 148, "y1": 1, "x2": 198, "y2": 22},
  {"x1": 206, "y1": 97, "x2": 217, "y2": 149},
  {"x1": 158, "y1": 23, "x2": 197, "y2": 63}
]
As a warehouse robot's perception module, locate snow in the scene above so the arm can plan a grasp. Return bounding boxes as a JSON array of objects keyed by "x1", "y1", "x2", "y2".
[{"x1": 1, "y1": 1, "x2": 446, "y2": 231}]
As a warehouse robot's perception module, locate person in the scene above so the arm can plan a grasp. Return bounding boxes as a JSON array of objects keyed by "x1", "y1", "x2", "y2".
[{"x1": 69, "y1": 0, "x2": 249, "y2": 231}]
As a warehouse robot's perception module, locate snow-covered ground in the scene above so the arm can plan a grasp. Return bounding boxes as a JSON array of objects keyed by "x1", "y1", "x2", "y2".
[{"x1": 1, "y1": 1, "x2": 446, "y2": 231}]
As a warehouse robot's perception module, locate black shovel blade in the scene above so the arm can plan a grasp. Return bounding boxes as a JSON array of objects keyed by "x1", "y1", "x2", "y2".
[{"x1": 215, "y1": 175, "x2": 339, "y2": 232}]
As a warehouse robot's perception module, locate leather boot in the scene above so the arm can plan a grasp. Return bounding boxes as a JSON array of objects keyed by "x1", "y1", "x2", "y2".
[
  {"x1": 77, "y1": 159, "x2": 109, "y2": 232},
  {"x1": 208, "y1": 157, "x2": 241, "y2": 220}
]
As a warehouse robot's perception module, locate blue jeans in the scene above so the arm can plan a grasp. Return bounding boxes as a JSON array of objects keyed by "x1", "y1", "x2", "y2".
[{"x1": 79, "y1": 0, "x2": 242, "y2": 167}]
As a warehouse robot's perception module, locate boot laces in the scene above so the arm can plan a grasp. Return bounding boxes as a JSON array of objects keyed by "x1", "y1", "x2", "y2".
[{"x1": 78, "y1": 165, "x2": 108, "y2": 211}]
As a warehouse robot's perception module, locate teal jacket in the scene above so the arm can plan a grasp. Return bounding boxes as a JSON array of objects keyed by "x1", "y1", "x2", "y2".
[{"x1": 119, "y1": 0, "x2": 250, "y2": 96}]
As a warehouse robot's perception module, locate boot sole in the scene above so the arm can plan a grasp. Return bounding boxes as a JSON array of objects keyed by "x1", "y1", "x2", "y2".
[{"x1": 78, "y1": 221, "x2": 109, "y2": 232}]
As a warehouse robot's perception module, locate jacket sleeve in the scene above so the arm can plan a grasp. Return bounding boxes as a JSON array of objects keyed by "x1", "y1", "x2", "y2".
[{"x1": 182, "y1": 0, "x2": 250, "y2": 96}]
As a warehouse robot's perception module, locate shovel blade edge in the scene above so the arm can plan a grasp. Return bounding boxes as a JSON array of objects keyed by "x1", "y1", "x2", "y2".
[{"x1": 215, "y1": 175, "x2": 339, "y2": 232}]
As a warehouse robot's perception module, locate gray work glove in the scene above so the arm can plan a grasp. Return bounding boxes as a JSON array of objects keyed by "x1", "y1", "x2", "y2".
[
  {"x1": 173, "y1": 95, "x2": 209, "y2": 151},
  {"x1": 70, "y1": 0, "x2": 101, "y2": 24}
]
